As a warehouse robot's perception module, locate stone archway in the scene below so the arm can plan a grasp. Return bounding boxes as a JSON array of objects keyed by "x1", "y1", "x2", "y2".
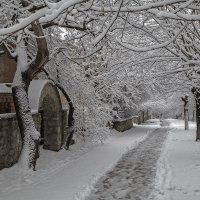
[
  {"x1": 38, "y1": 83, "x2": 63, "y2": 151},
  {"x1": 28, "y1": 80, "x2": 66, "y2": 151}
]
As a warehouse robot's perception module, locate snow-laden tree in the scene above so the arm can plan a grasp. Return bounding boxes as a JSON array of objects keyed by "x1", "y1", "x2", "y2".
[
  {"x1": 108, "y1": 0, "x2": 200, "y2": 138},
  {"x1": 150, "y1": 1, "x2": 200, "y2": 138},
  {"x1": 0, "y1": 0, "x2": 140, "y2": 169},
  {"x1": 1, "y1": 0, "x2": 199, "y2": 170},
  {"x1": 0, "y1": 0, "x2": 126, "y2": 170}
]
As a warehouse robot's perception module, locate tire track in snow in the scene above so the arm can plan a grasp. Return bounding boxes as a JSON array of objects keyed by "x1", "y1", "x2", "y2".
[{"x1": 86, "y1": 128, "x2": 169, "y2": 200}]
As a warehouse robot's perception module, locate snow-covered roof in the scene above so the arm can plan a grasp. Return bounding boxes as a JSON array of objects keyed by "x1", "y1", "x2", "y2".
[
  {"x1": 28, "y1": 80, "x2": 50, "y2": 111},
  {"x1": 0, "y1": 83, "x2": 12, "y2": 94}
]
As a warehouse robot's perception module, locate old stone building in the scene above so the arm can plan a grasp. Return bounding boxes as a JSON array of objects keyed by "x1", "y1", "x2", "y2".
[{"x1": 0, "y1": 53, "x2": 69, "y2": 170}]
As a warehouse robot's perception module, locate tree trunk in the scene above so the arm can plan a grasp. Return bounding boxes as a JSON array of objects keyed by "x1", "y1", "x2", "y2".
[
  {"x1": 184, "y1": 108, "x2": 189, "y2": 130},
  {"x1": 192, "y1": 88, "x2": 200, "y2": 141},
  {"x1": 195, "y1": 98, "x2": 200, "y2": 140},
  {"x1": 193, "y1": 110, "x2": 195, "y2": 122},
  {"x1": 12, "y1": 79, "x2": 39, "y2": 170},
  {"x1": 11, "y1": 20, "x2": 48, "y2": 170},
  {"x1": 142, "y1": 111, "x2": 145, "y2": 123},
  {"x1": 181, "y1": 95, "x2": 189, "y2": 130},
  {"x1": 11, "y1": 39, "x2": 41, "y2": 170},
  {"x1": 195, "y1": 101, "x2": 200, "y2": 140}
]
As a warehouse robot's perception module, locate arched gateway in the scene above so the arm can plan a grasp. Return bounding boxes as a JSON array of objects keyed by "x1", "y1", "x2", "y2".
[{"x1": 29, "y1": 80, "x2": 67, "y2": 151}]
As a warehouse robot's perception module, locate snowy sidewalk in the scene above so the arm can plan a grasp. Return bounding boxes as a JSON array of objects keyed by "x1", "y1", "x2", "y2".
[
  {"x1": 87, "y1": 127, "x2": 169, "y2": 200},
  {"x1": 0, "y1": 124, "x2": 159, "y2": 200},
  {"x1": 153, "y1": 119, "x2": 200, "y2": 200}
]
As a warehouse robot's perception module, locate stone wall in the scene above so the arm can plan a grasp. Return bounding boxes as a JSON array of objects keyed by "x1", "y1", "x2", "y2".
[
  {"x1": 0, "y1": 94, "x2": 15, "y2": 113},
  {"x1": 0, "y1": 109, "x2": 68, "y2": 170},
  {"x1": 0, "y1": 113, "x2": 41, "y2": 170},
  {"x1": 112, "y1": 117, "x2": 134, "y2": 132},
  {"x1": 112, "y1": 111, "x2": 152, "y2": 132}
]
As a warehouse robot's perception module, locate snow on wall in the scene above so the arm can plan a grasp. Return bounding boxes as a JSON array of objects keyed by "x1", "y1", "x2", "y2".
[{"x1": 0, "y1": 83, "x2": 12, "y2": 93}]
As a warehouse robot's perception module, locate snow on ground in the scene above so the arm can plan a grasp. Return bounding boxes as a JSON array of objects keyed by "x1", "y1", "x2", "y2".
[
  {"x1": 0, "y1": 124, "x2": 159, "y2": 200},
  {"x1": 2, "y1": 119, "x2": 199, "y2": 200},
  {"x1": 86, "y1": 127, "x2": 169, "y2": 200},
  {"x1": 152, "y1": 119, "x2": 200, "y2": 200}
]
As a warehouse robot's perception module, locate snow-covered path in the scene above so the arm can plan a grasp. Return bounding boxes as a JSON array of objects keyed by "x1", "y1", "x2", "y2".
[
  {"x1": 152, "y1": 120, "x2": 200, "y2": 200},
  {"x1": 87, "y1": 127, "x2": 169, "y2": 200},
  {"x1": 0, "y1": 125, "x2": 159, "y2": 200},
  {"x1": 2, "y1": 119, "x2": 199, "y2": 200}
]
